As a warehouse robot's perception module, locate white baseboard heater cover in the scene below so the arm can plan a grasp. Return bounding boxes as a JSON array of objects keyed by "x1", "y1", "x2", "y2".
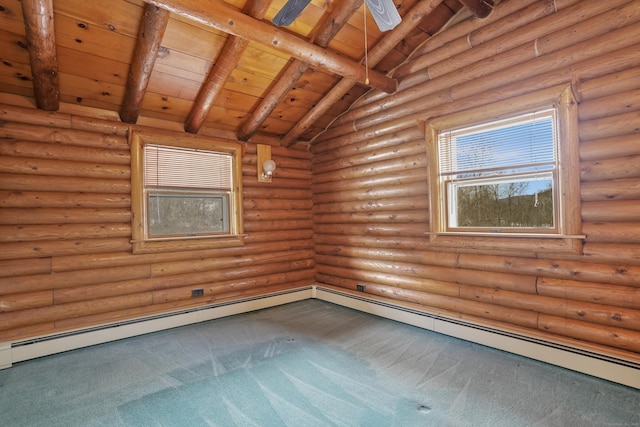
[
  {"x1": 314, "y1": 286, "x2": 640, "y2": 390},
  {"x1": 2, "y1": 284, "x2": 639, "y2": 389},
  {"x1": 5, "y1": 287, "x2": 313, "y2": 368}
]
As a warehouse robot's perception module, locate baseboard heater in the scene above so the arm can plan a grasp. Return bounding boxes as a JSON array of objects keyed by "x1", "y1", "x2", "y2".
[
  {"x1": 314, "y1": 286, "x2": 640, "y2": 389},
  {"x1": 1, "y1": 284, "x2": 638, "y2": 389},
  {"x1": 1, "y1": 286, "x2": 314, "y2": 370}
]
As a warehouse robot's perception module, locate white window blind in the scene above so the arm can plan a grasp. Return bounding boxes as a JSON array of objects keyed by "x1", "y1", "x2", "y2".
[
  {"x1": 438, "y1": 109, "x2": 557, "y2": 179},
  {"x1": 144, "y1": 145, "x2": 232, "y2": 190}
]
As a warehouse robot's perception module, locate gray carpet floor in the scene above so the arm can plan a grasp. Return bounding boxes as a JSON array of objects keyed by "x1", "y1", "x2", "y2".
[{"x1": 1, "y1": 299, "x2": 638, "y2": 426}]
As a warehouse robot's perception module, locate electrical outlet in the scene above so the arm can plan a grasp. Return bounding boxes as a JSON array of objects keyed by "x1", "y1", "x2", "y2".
[
  {"x1": 357, "y1": 284, "x2": 366, "y2": 292},
  {"x1": 191, "y1": 288, "x2": 204, "y2": 297}
]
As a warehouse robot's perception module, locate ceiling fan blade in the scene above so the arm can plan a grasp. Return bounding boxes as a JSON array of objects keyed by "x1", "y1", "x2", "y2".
[
  {"x1": 365, "y1": 0, "x2": 401, "y2": 32},
  {"x1": 272, "y1": 0, "x2": 312, "y2": 27}
]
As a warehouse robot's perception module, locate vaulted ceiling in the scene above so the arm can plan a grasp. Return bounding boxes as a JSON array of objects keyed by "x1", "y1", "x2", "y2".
[{"x1": 0, "y1": 0, "x2": 493, "y2": 145}]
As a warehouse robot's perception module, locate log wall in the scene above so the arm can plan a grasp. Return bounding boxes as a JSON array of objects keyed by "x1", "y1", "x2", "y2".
[
  {"x1": 0, "y1": 105, "x2": 314, "y2": 341},
  {"x1": 312, "y1": 0, "x2": 640, "y2": 360}
]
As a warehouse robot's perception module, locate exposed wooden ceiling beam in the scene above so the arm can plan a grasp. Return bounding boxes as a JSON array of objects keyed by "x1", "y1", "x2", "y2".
[
  {"x1": 20, "y1": 0, "x2": 59, "y2": 111},
  {"x1": 282, "y1": 0, "x2": 444, "y2": 146},
  {"x1": 459, "y1": 0, "x2": 494, "y2": 18},
  {"x1": 119, "y1": 3, "x2": 170, "y2": 124},
  {"x1": 184, "y1": 0, "x2": 271, "y2": 134},
  {"x1": 144, "y1": 0, "x2": 397, "y2": 94},
  {"x1": 237, "y1": 0, "x2": 363, "y2": 141}
]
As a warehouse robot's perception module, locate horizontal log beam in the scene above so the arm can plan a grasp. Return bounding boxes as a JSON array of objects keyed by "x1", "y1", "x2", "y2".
[
  {"x1": 316, "y1": 272, "x2": 460, "y2": 299},
  {"x1": 580, "y1": 111, "x2": 640, "y2": 142},
  {"x1": 579, "y1": 65, "x2": 640, "y2": 101},
  {"x1": 0, "y1": 173, "x2": 131, "y2": 194},
  {"x1": 50, "y1": 283, "x2": 309, "y2": 334},
  {"x1": 311, "y1": 126, "x2": 423, "y2": 159},
  {"x1": 580, "y1": 134, "x2": 640, "y2": 162},
  {"x1": 243, "y1": 230, "x2": 313, "y2": 244},
  {"x1": 0, "y1": 140, "x2": 130, "y2": 165},
  {"x1": 313, "y1": 169, "x2": 428, "y2": 195},
  {"x1": 313, "y1": 194, "x2": 428, "y2": 214},
  {"x1": 583, "y1": 243, "x2": 640, "y2": 265},
  {"x1": 313, "y1": 222, "x2": 423, "y2": 238},
  {"x1": 313, "y1": 154, "x2": 427, "y2": 185},
  {"x1": 0, "y1": 264, "x2": 149, "y2": 295},
  {"x1": 152, "y1": 270, "x2": 314, "y2": 304},
  {"x1": 313, "y1": 138, "x2": 426, "y2": 176},
  {"x1": 0, "y1": 122, "x2": 128, "y2": 149},
  {"x1": 457, "y1": 253, "x2": 640, "y2": 288},
  {"x1": 314, "y1": 210, "x2": 427, "y2": 224},
  {"x1": 538, "y1": 314, "x2": 640, "y2": 353},
  {"x1": 243, "y1": 219, "x2": 314, "y2": 233},
  {"x1": 0, "y1": 258, "x2": 52, "y2": 278},
  {"x1": 51, "y1": 256, "x2": 314, "y2": 304},
  {"x1": 581, "y1": 178, "x2": 640, "y2": 202},
  {"x1": 463, "y1": 285, "x2": 640, "y2": 331},
  {"x1": 0, "y1": 223, "x2": 131, "y2": 242},
  {"x1": 242, "y1": 184, "x2": 311, "y2": 197},
  {"x1": 244, "y1": 210, "x2": 311, "y2": 221},
  {"x1": 0, "y1": 290, "x2": 52, "y2": 313},
  {"x1": 0, "y1": 239, "x2": 132, "y2": 261},
  {"x1": 50, "y1": 240, "x2": 312, "y2": 272},
  {"x1": 581, "y1": 154, "x2": 640, "y2": 182},
  {"x1": 313, "y1": 181, "x2": 428, "y2": 205},
  {"x1": 0, "y1": 208, "x2": 130, "y2": 225},
  {"x1": 316, "y1": 253, "x2": 537, "y2": 294},
  {"x1": 314, "y1": 244, "x2": 458, "y2": 268},
  {"x1": 0, "y1": 191, "x2": 130, "y2": 209},
  {"x1": 144, "y1": 0, "x2": 396, "y2": 94},
  {"x1": 318, "y1": 272, "x2": 539, "y2": 328},
  {"x1": 313, "y1": 233, "x2": 434, "y2": 250},
  {"x1": 0, "y1": 293, "x2": 154, "y2": 331},
  {"x1": 583, "y1": 222, "x2": 640, "y2": 244},
  {"x1": 0, "y1": 157, "x2": 130, "y2": 180},
  {"x1": 579, "y1": 88, "x2": 640, "y2": 122},
  {"x1": 537, "y1": 276, "x2": 640, "y2": 309},
  {"x1": 582, "y1": 200, "x2": 640, "y2": 222},
  {"x1": 244, "y1": 198, "x2": 312, "y2": 210}
]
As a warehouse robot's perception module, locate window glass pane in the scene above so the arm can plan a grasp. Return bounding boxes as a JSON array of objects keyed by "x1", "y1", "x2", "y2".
[
  {"x1": 148, "y1": 192, "x2": 229, "y2": 236},
  {"x1": 438, "y1": 108, "x2": 559, "y2": 232},
  {"x1": 439, "y1": 110, "x2": 556, "y2": 178},
  {"x1": 449, "y1": 175, "x2": 554, "y2": 229}
]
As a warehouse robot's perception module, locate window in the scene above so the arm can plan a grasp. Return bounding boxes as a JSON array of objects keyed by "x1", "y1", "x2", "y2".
[
  {"x1": 424, "y1": 85, "x2": 583, "y2": 254},
  {"x1": 131, "y1": 131, "x2": 244, "y2": 254},
  {"x1": 440, "y1": 109, "x2": 557, "y2": 232}
]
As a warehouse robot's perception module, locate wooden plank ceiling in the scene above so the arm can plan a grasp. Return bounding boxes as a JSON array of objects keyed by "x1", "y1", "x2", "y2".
[{"x1": 0, "y1": 0, "x2": 491, "y2": 144}]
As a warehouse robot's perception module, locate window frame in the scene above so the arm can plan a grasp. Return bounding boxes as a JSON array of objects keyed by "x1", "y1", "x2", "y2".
[
  {"x1": 130, "y1": 131, "x2": 244, "y2": 254},
  {"x1": 424, "y1": 85, "x2": 583, "y2": 255},
  {"x1": 440, "y1": 107, "x2": 559, "y2": 234}
]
